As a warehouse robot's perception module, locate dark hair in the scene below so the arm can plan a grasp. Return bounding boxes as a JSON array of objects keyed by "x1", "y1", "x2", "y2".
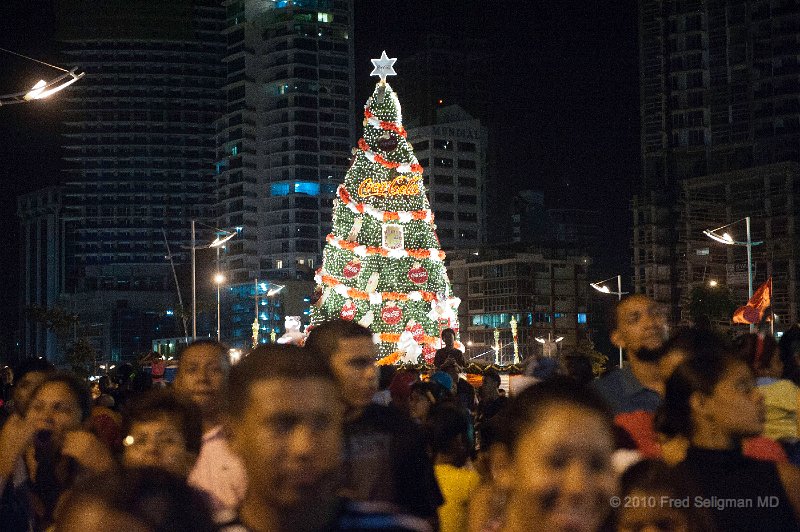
[
  {"x1": 33, "y1": 372, "x2": 93, "y2": 421},
  {"x1": 656, "y1": 346, "x2": 741, "y2": 438},
  {"x1": 378, "y1": 364, "x2": 398, "y2": 390},
  {"x1": 503, "y1": 377, "x2": 613, "y2": 452},
  {"x1": 563, "y1": 354, "x2": 593, "y2": 386},
  {"x1": 426, "y1": 402, "x2": 471, "y2": 456},
  {"x1": 13, "y1": 357, "x2": 55, "y2": 383},
  {"x1": 778, "y1": 324, "x2": 800, "y2": 384},
  {"x1": 122, "y1": 389, "x2": 203, "y2": 454},
  {"x1": 482, "y1": 368, "x2": 501, "y2": 387},
  {"x1": 304, "y1": 319, "x2": 373, "y2": 363},
  {"x1": 57, "y1": 467, "x2": 216, "y2": 532},
  {"x1": 735, "y1": 333, "x2": 779, "y2": 372},
  {"x1": 411, "y1": 380, "x2": 449, "y2": 404},
  {"x1": 441, "y1": 328, "x2": 455, "y2": 344},
  {"x1": 618, "y1": 459, "x2": 717, "y2": 532},
  {"x1": 226, "y1": 344, "x2": 336, "y2": 417}
]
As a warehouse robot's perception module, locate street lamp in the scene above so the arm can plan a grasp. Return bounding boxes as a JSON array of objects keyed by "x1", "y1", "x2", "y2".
[
  {"x1": 590, "y1": 275, "x2": 628, "y2": 368},
  {"x1": 214, "y1": 272, "x2": 225, "y2": 342},
  {"x1": 703, "y1": 216, "x2": 763, "y2": 332},
  {"x1": 0, "y1": 47, "x2": 85, "y2": 106},
  {"x1": 191, "y1": 220, "x2": 237, "y2": 339},
  {"x1": 252, "y1": 279, "x2": 285, "y2": 346},
  {"x1": 534, "y1": 333, "x2": 564, "y2": 357}
]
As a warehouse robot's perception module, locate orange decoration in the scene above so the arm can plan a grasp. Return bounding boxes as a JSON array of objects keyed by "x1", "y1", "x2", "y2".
[
  {"x1": 377, "y1": 351, "x2": 402, "y2": 365},
  {"x1": 465, "y1": 374, "x2": 484, "y2": 388},
  {"x1": 320, "y1": 273, "x2": 439, "y2": 303},
  {"x1": 364, "y1": 108, "x2": 407, "y2": 137}
]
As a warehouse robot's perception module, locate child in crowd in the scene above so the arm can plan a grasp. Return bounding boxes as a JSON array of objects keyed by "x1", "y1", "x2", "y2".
[
  {"x1": 426, "y1": 403, "x2": 480, "y2": 532},
  {"x1": 121, "y1": 388, "x2": 203, "y2": 478},
  {"x1": 615, "y1": 458, "x2": 715, "y2": 532},
  {"x1": 738, "y1": 332, "x2": 800, "y2": 463}
]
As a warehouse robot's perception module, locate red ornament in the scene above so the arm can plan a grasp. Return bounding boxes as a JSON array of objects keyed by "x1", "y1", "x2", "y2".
[
  {"x1": 422, "y1": 344, "x2": 436, "y2": 364},
  {"x1": 381, "y1": 303, "x2": 402, "y2": 325},
  {"x1": 408, "y1": 262, "x2": 428, "y2": 285},
  {"x1": 341, "y1": 300, "x2": 357, "y2": 321},
  {"x1": 339, "y1": 186, "x2": 352, "y2": 205},
  {"x1": 377, "y1": 132, "x2": 398, "y2": 152},
  {"x1": 343, "y1": 259, "x2": 362, "y2": 279},
  {"x1": 406, "y1": 321, "x2": 425, "y2": 342}
]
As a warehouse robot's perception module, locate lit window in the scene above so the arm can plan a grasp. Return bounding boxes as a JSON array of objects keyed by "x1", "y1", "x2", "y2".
[
  {"x1": 276, "y1": 259, "x2": 283, "y2": 269},
  {"x1": 578, "y1": 313, "x2": 587, "y2": 324},
  {"x1": 318, "y1": 12, "x2": 331, "y2": 23}
]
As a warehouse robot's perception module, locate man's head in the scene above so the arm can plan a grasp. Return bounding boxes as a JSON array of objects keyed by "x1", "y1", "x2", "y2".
[
  {"x1": 305, "y1": 320, "x2": 378, "y2": 412},
  {"x1": 441, "y1": 328, "x2": 455, "y2": 348},
  {"x1": 480, "y1": 368, "x2": 501, "y2": 400},
  {"x1": 122, "y1": 389, "x2": 203, "y2": 477},
  {"x1": 609, "y1": 295, "x2": 669, "y2": 362},
  {"x1": 173, "y1": 340, "x2": 229, "y2": 421},
  {"x1": 12, "y1": 357, "x2": 55, "y2": 415},
  {"x1": 226, "y1": 344, "x2": 343, "y2": 512}
]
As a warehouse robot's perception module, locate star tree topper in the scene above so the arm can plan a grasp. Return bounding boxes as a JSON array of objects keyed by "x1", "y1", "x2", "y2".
[{"x1": 370, "y1": 50, "x2": 397, "y2": 82}]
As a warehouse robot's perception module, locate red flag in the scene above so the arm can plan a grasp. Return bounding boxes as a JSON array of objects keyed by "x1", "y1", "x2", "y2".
[{"x1": 732, "y1": 277, "x2": 772, "y2": 324}]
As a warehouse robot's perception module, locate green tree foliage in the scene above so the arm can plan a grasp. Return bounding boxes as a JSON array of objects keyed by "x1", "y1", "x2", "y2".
[{"x1": 688, "y1": 285, "x2": 737, "y2": 325}]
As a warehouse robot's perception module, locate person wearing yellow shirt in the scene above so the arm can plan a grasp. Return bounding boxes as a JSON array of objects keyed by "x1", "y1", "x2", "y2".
[{"x1": 427, "y1": 402, "x2": 480, "y2": 532}]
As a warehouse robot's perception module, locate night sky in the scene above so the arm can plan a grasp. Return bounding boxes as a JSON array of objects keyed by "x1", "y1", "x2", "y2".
[{"x1": 0, "y1": 0, "x2": 639, "y2": 357}]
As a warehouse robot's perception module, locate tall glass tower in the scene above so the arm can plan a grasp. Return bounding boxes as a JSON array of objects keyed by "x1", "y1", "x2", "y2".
[{"x1": 216, "y1": 0, "x2": 355, "y2": 283}]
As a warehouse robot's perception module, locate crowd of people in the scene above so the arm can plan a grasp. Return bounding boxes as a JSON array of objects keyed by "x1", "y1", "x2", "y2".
[{"x1": 1, "y1": 295, "x2": 800, "y2": 531}]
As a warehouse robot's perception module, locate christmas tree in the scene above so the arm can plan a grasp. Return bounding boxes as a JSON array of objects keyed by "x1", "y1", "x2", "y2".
[{"x1": 310, "y1": 51, "x2": 461, "y2": 364}]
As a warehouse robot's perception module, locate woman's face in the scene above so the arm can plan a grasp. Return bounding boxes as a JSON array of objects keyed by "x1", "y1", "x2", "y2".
[
  {"x1": 26, "y1": 382, "x2": 83, "y2": 444},
  {"x1": 699, "y1": 361, "x2": 765, "y2": 439},
  {"x1": 497, "y1": 403, "x2": 616, "y2": 532}
]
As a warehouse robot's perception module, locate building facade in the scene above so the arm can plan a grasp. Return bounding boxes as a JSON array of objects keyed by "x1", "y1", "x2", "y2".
[
  {"x1": 678, "y1": 162, "x2": 800, "y2": 325},
  {"x1": 635, "y1": 0, "x2": 800, "y2": 324},
  {"x1": 448, "y1": 246, "x2": 591, "y2": 364},
  {"x1": 216, "y1": 0, "x2": 355, "y2": 283},
  {"x1": 17, "y1": 187, "x2": 63, "y2": 360},
  {"x1": 407, "y1": 105, "x2": 488, "y2": 250},
  {"x1": 47, "y1": 0, "x2": 227, "y2": 362}
]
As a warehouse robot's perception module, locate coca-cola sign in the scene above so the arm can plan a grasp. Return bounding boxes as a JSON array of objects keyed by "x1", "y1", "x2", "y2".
[
  {"x1": 343, "y1": 260, "x2": 362, "y2": 279},
  {"x1": 408, "y1": 265, "x2": 428, "y2": 285},
  {"x1": 381, "y1": 305, "x2": 402, "y2": 325}
]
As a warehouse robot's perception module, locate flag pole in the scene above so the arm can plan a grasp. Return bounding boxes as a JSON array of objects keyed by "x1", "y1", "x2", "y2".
[{"x1": 746, "y1": 216, "x2": 754, "y2": 333}]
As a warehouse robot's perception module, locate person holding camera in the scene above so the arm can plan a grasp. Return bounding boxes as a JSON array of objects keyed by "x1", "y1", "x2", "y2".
[{"x1": 0, "y1": 372, "x2": 115, "y2": 531}]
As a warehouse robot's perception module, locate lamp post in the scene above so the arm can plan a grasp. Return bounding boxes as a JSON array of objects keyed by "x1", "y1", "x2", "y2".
[
  {"x1": 703, "y1": 216, "x2": 763, "y2": 332},
  {"x1": 214, "y1": 272, "x2": 225, "y2": 342},
  {"x1": 252, "y1": 279, "x2": 285, "y2": 346},
  {"x1": 534, "y1": 332, "x2": 564, "y2": 357},
  {"x1": 190, "y1": 221, "x2": 236, "y2": 340},
  {"x1": 590, "y1": 275, "x2": 628, "y2": 368}
]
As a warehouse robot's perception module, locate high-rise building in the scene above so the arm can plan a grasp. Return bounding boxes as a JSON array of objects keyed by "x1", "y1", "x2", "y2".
[
  {"x1": 216, "y1": 0, "x2": 355, "y2": 284},
  {"x1": 635, "y1": 0, "x2": 800, "y2": 323},
  {"x1": 407, "y1": 105, "x2": 487, "y2": 249},
  {"x1": 51, "y1": 0, "x2": 226, "y2": 362},
  {"x1": 17, "y1": 187, "x2": 63, "y2": 360},
  {"x1": 448, "y1": 245, "x2": 591, "y2": 363}
]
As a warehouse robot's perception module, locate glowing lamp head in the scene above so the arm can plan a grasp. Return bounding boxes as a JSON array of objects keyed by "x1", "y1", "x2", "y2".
[{"x1": 214, "y1": 273, "x2": 225, "y2": 284}]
